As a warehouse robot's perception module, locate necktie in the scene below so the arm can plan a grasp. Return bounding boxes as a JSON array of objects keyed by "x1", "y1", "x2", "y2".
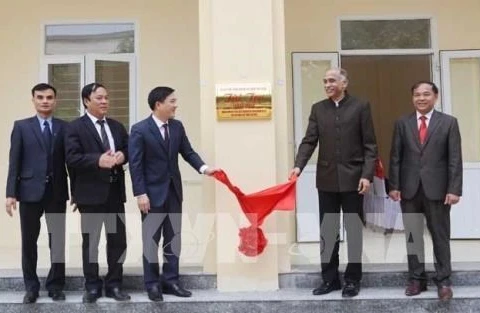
[
  {"x1": 43, "y1": 120, "x2": 53, "y2": 175},
  {"x1": 97, "y1": 120, "x2": 111, "y2": 151},
  {"x1": 162, "y1": 123, "x2": 170, "y2": 153},
  {"x1": 419, "y1": 116, "x2": 428, "y2": 144}
]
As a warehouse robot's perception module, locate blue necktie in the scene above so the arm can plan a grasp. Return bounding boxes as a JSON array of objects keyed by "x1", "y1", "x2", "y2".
[{"x1": 43, "y1": 120, "x2": 53, "y2": 175}]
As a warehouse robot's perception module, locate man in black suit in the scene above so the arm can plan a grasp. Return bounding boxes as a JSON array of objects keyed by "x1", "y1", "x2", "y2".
[
  {"x1": 389, "y1": 81, "x2": 462, "y2": 300},
  {"x1": 5, "y1": 83, "x2": 68, "y2": 303},
  {"x1": 291, "y1": 68, "x2": 377, "y2": 297},
  {"x1": 65, "y1": 83, "x2": 130, "y2": 303},
  {"x1": 129, "y1": 86, "x2": 217, "y2": 302}
]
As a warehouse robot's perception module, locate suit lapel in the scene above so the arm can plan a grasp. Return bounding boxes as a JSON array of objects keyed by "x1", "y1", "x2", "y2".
[
  {"x1": 407, "y1": 113, "x2": 422, "y2": 150},
  {"x1": 422, "y1": 110, "x2": 441, "y2": 148},
  {"x1": 81, "y1": 114, "x2": 104, "y2": 151},
  {"x1": 29, "y1": 116, "x2": 47, "y2": 152},
  {"x1": 52, "y1": 118, "x2": 60, "y2": 150},
  {"x1": 147, "y1": 116, "x2": 168, "y2": 154}
]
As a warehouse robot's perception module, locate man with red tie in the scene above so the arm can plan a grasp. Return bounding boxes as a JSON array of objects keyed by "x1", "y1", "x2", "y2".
[{"x1": 388, "y1": 81, "x2": 463, "y2": 300}]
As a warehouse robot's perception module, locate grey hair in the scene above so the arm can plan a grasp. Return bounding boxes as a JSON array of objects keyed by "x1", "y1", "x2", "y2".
[{"x1": 327, "y1": 67, "x2": 349, "y2": 83}]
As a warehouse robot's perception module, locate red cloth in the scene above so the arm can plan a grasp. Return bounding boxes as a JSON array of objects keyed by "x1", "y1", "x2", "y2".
[
  {"x1": 213, "y1": 170, "x2": 296, "y2": 256},
  {"x1": 375, "y1": 158, "x2": 385, "y2": 179}
]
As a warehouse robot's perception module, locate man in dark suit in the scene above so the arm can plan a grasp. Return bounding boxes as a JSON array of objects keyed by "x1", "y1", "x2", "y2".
[
  {"x1": 65, "y1": 83, "x2": 130, "y2": 303},
  {"x1": 291, "y1": 68, "x2": 377, "y2": 297},
  {"x1": 389, "y1": 81, "x2": 462, "y2": 300},
  {"x1": 129, "y1": 86, "x2": 217, "y2": 302},
  {"x1": 5, "y1": 83, "x2": 68, "y2": 303}
]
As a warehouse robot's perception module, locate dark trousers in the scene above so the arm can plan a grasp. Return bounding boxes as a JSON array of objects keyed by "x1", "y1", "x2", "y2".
[
  {"x1": 318, "y1": 190, "x2": 364, "y2": 283},
  {"x1": 79, "y1": 183, "x2": 127, "y2": 291},
  {"x1": 401, "y1": 184, "x2": 451, "y2": 285},
  {"x1": 19, "y1": 182, "x2": 66, "y2": 292},
  {"x1": 142, "y1": 184, "x2": 182, "y2": 290}
]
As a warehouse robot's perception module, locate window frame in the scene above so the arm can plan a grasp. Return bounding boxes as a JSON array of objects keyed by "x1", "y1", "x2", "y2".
[{"x1": 39, "y1": 21, "x2": 139, "y2": 129}]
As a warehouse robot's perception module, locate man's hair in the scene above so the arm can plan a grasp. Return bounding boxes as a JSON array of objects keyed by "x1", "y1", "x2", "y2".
[
  {"x1": 148, "y1": 86, "x2": 175, "y2": 111},
  {"x1": 31, "y1": 83, "x2": 56, "y2": 97},
  {"x1": 411, "y1": 81, "x2": 439, "y2": 95},
  {"x1": 81, "y1": 83, "x2": 107, "y2": 108},
  {"x1": 327, "y1": 67, "x2": 349, "y2": 83}
]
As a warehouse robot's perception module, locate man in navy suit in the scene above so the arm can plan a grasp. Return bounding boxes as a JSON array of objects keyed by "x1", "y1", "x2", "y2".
[
  {"x1": 5, "y1": 83, "x2": 69, "y2": 303},
  {"x1": 129, "y1": 86, "x2": 217, "y2": 302},
  {"x1": 65, "y1": 83, "x2": 130, "y2": 303}
]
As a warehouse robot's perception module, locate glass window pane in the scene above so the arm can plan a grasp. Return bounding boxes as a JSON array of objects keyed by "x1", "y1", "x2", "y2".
[
  {"x1": 300, "y1": 59, "x2": 330, "y2": 165},
  {"x1": 48, "y1": 63, "x2": 81, "y2": 122},
  {"x1": 45, "y1": 24, "x2": 134, "y2": 55},
  {"x1": 341, "y1": 19, "x2": 431, "y2": 50},
  {"x1": 95, "y1": 60, "x2": 130, "y2": 129},
  {"x1": 450, "y1": 57, "x2": 480, "y2": 162}
]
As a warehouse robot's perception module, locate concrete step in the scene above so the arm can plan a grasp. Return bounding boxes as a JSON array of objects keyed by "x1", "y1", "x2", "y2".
[
  {"x1": 0, "y1": 287, "x2": 479, "y2": 313},
  {"x1": 1, "y1": 266, "x2": 479, "y2": 291}
]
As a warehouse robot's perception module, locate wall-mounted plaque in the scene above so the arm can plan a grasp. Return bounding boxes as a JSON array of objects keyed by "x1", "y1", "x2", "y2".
[{"x1": 216, "y1": 83, "x2": 272, "y2": 120}]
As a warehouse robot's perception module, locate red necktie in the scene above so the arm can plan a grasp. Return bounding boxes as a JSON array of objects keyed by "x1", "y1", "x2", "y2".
[{"x1": 419, "y1": 116, "x2": 428, "y2": 144}]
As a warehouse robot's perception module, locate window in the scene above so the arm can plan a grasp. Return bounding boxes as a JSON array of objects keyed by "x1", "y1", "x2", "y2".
[
  {"x1": 45, "y1": 23, "x2": 134, "y2": 55},
  {"x1": 41, "y1": 23, "x2": 136, "y2": 128},
  {"x1": 340, "y1": 19, "x2": 431, "y2": 50}
]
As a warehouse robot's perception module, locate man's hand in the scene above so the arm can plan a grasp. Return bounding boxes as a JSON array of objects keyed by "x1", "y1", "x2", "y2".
[
  {"x1": 5, "y1": 197, "x2": 17, "y2": 217},
  {"x1": 137, "y1": 194, "x2": 150, "y2": 213},
  {"x1": 289, "y1": 167, "x2": 301, "y2": 180},
  {"x1": 113, "y1": 151, "x2": 125, "y2": 165},
  {"x1": 204, "y1": 167, "x2": 220, "y2": 176},
  {"x1": 389, "y1": 190, "x2": 401, "y2": 201},
  {"x1": 445, "y1": 193, "x2": 460, "y2": 205},
  {"x1": 98, "y1": 150, "x2": 116, "y2": 168},
  {"x1": 358, "y1": 178, "x2": 370, "y2": 194}
]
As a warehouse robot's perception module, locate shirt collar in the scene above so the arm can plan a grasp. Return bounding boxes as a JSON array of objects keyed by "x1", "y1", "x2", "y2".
[
  {"x1": 151, "y1": 114, "x2": 169, "y2": 128},
  {"x1": 86, "y1": 111, "x2": 106, "y2": 125},
  {"x1": 36, "y1": 115, "x2": 52, "y2": 126},
  {"x1": 416, "y1": 108, "x2": 434, "y2": 120},
  {"x1": 330, "y1": 92, "x2": 349, "y2": 106}
]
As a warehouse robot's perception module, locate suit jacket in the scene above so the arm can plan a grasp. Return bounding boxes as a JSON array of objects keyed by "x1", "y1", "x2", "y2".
[
  {"x1": 6, "y1": 116, "x2": 69, "y2": 202},
  {"x1": 295, "y1": 93, "x2": 377, "y2": 192},
  {"x1": 129, "y1": 116, "x2": 205, "y2": 210},
  {"x1": 65, "y1": 114, "x2": 129, "y2": 206},
  {"x1": 389, "y1": 110, "x2": 462, "y2": 200}
]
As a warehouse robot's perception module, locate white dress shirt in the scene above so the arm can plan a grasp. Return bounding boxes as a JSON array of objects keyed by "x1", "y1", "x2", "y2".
[{"x1": 86, "y1": 111, "x2": 116, "y2": 152}]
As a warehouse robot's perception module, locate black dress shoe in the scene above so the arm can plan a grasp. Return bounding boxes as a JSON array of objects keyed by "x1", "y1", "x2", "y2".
[
  {"x1": 106, "y1": 287, "x2": 131, "y2": 301},
  {"x1": 82, "y1": 289, "x2": 101, "y2": 303},
  {"x1": 163, "y1": 283, "x2": 192, "y2": 297},
  {"x1": 342, "y1": 281, "x2": 360, "y2": 298},
  {"x1": 48, "y1": 290, "x2": 66, "y2": 301},
  {"x1": 23, "y1": 291, "x2": 39, "y2": 304},
  {"x1": 312, "y1": 280, "x2": 342, "y2": 295},
  {"x1": 147, "y1": 286, "x2": 164, "y2": 302}
]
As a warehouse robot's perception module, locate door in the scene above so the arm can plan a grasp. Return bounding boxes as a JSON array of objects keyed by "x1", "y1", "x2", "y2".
[
  {"x1": 440, "y1": 50, "x2": 480, "y2": 239},
  {"x1": 341, "y1": 55, "x2": 431, "y2": 175},
  {"x1": 292, "y1": 52, "x2": 339, "y2": 242}
]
